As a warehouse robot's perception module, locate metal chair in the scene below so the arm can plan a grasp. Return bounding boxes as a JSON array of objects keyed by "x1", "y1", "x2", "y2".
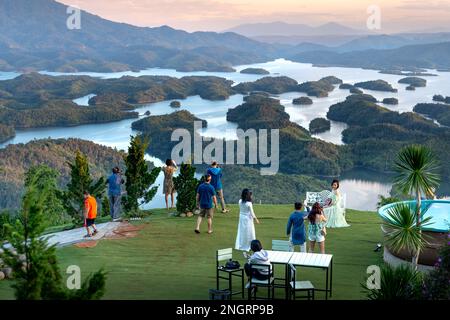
[
  {"x1": 288, "y1": 264, "x2": 315, "y2": 300},
  {"x1": 271, "y1": 240, "x2": 292, "y2": 252},
  {"x1": 271, "y1": 240, "x2": 292, "y2": 298},
  {"x1": 246, "y1": 264, "x2": 275, "y2": 300},
  {"x1": 216, "y1": 248, "x2": 244, "y2": 299}
]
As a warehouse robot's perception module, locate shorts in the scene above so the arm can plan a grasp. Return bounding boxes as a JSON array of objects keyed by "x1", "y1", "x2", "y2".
[
  {"x1": 308, "y1": 234, "x2": 325, "y2": 243},
  {"x1": 289, "y1": 235, "x2": 306, "y2": 252},
  {"x1": 86, "y1": 218, "x2": 96, "y2": 227},
  {"x1": 199, "y1": 208, "x2": 214, "y2": 218}
]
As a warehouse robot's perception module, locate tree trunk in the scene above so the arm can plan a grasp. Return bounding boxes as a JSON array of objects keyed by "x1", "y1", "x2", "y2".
[{"x1": 412, "y1": 191, "x2": 422, "y2": 269}]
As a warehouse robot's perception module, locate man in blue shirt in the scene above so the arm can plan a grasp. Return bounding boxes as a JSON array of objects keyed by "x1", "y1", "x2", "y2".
[
  {"x1": 207, "y1": 161, "x2": 229, "y2": 213},
  {"x1": 106, "y1": 167, "x2": 124, "y2": 222},
  {"x1": 286, "y1": 202, "x2": 310, "y2": 252},
  {"x1": 195, "y1": 174, "x2": 217, "y2": 234}
]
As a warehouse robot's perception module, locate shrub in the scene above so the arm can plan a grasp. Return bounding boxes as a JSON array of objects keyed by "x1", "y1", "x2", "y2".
[
  {"x1": 422, "y1": 236, "x2": 450, "y2": 300},
  {"x1": 173, "y1": 163, "x2": 199, "y2": 214},
  {"x1": 364, "y1": 264, "x2": 422, "y2": 300}
]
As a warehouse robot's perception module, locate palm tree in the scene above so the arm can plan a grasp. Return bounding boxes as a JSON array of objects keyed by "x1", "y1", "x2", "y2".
[
  {"x1": 393, "y1": 145, "x2": 440, "y2": 268},
  {"x1": 383, "y1": 202, "x2": 432, "y2": 258}
]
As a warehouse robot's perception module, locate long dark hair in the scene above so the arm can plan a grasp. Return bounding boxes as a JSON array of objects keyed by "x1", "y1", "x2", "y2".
[
  {"x1": 308, "y1": 202, "x2": 323, "y2": 224},
  {"x1": 166, "y1": 159, "x2": 174, "y2": 166},
  {"x1": 331, "y1": 179, "x2": 340, "y2": 189},
  {"x1": 250, "y1": 240, "x2": 263, "y2": 252},
  {"x1": 241, "y1": 188, "x2": 253, "y2": 202}
]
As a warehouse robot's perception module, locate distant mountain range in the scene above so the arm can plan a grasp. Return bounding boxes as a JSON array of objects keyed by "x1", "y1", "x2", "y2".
[
  {"x1": 290, "y1": 41, "x2": 450, "y2": 71},
  {"x1": 0, "y1": 0, "x2": 277, "y2": 72},
  {"x1": 225, "y1": 21, "x2": 367, "y2": 37},
  {"x1": 288, "y1": 33, "x2": 450, "y2": 53},
  {"x1": 2, "y1": 0, "x2": 450, "y2": 73}
]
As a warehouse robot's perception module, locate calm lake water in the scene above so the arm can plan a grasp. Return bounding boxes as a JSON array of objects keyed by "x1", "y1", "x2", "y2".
[{"x1": 2, "y1": 59, "x2": 450, "y2": 211}]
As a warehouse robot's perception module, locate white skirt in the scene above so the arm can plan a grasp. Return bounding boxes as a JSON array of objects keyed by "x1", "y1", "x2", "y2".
[{"x1": 235, "y1": 214, "x2": 255, "y2": 251}]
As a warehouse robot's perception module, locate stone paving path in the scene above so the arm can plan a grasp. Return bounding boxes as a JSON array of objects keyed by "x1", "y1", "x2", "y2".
[{"x1": 43, "y1": 222, "x2": 119, "y2": 248}]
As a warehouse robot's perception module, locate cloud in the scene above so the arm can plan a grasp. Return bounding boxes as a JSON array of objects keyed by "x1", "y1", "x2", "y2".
[
  {"x1": 396, "y1": 0, "x2": 450, "y2": 11},
  {"x1": 56, "y1": 0, "x2": 450, "y2": 33}
]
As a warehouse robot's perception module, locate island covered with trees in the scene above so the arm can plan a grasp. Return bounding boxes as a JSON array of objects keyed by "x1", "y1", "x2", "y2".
[
  {"x1": 354, "y1": 80, "x2": 398, "y2": 92},
  {"x1": 382, "y1": 98, "x2": 399, "y2": 105},
  {"x1": 413, "y1": 103, "x2": 450, "y2": 127},
  {"x1": 239, "y1": 68, "x2": 270, "y2": 75},
  {"x1": 433, "y1": 95, "x2": 450, "y2": 103},
  {"x1": 293, "y1": 97, "x2": 313, "y2": 105},
  {"x1": 309, "y1": 118, "x2": 331, "y2": 134},
  {"x1": 0, "y1": 73, "x2": 233, "y2": 133},
  {"x1": 398, "y1": 77, "x2": 427, "y2": 88}
]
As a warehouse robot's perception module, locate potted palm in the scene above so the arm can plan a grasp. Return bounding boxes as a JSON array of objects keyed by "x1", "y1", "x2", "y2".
[{"x1": 391, "y1": 145, "x2": 440, "y2": 269}]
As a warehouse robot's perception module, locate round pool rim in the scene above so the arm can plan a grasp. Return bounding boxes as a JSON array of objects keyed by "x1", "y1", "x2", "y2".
[{"x1": 378, "y1": 200, "x2": 450, "y2": 233}]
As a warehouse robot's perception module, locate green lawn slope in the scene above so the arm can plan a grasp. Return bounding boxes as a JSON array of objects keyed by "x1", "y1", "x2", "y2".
[{"x1": 0, "y1": 205, "x2": 383, "y2": 300}]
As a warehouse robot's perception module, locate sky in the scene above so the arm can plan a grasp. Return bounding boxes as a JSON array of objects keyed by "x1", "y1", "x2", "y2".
[{"x1": 57, "y1": 0, "x2": 450, "y2": 33}]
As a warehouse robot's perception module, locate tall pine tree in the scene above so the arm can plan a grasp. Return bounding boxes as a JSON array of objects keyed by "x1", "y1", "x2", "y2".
[
  {"x1": 63, "y1": 151, "x2": 105, "y2": 222},
  {"x1": 173, "y1": 162, "x2": 199, "y2": 214},
  {"x1": 122, "y1": 135, "x2": 161, "y2": 213},
  {"x1": 25, "y1": 165, "x2": 68, "y2": 226},
  {"x1": 0, "y1": 166, "x2": 107, "y2": 300}
]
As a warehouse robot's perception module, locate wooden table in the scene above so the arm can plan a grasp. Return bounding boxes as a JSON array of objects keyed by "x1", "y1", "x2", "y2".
[{"x1": 288, "y1": 252, "x2": 333, "y2": 300}]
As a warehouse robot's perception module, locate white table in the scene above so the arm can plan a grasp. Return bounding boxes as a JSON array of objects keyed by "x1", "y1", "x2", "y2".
[
  {"x1": 265, "y1": 250, "x2": 294, "y2": 299},
  {"x1": 289, "y1": 252, "x2": 333, "y2": 299},
  {"x1": 266, "y1": 250, "x2": 294, "y2": 264}
]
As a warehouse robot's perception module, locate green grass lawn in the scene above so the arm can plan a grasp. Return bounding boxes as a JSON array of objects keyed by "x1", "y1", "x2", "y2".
[{"x1": 0, "y1": 205, "x2": 383, "y2": 300}]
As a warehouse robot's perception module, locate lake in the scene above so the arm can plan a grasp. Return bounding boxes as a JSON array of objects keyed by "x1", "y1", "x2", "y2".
[{"x1": 2, "y1": 58, "x2": 450, "y2": 211}]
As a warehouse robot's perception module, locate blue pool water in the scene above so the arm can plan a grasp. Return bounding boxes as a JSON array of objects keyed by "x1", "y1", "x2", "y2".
[{"x1": 379, "y1": 200, "x2": 450, "y2": 232}]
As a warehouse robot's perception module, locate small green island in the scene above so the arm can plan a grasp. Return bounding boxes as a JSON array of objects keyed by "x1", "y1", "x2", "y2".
[
  {"x1": 339, "y1": 83, "x2": 354, "y2": 90},
  {"x1": 346, "y1": 94, "x2": 378, "y2": 103},
  {"x1": 380, "y1": 70, "x2": 437, "y2": 77},
  {"x1": 297, "y1": 76, "x2": 342, "y2": 97},
  {"x1": 239, "y1": 68, "x2": 270, "y2": 75},
  {"x1": 414, "y1": 103, "x2": 450, "y2": 127},
  {"x1": 354, "y1": 80, "x2": 398, "y2": 92},
  {"x1": 170, "y1": 100, "x2": 181, "y2": 108},
  {"x1": 432, "y1": 95, "x2": 450, "y2": 104},
  {"x1": 293, "y1": 96, "x2": 313, "y2": 105},
  {"x1": 132, "y1": 110, "x2": 207, "y2": 158},
  {"x1": 309, "y1": 118, "x2": 331, "y2": 134},
  {"x1": 233, "y1": 76, "x2": 299, "y2": 94},
  {"x1": 382, "y1": 98, "x2": 399, "y2": 105},
  {"x1": 350, "y1": 87, "x2": 363, "y2": 94},
  {"x1": 398, "y1": 77, "x2": 427, "y2": 88}
]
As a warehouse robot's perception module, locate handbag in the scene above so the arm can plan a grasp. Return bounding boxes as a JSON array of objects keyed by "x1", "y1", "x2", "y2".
[{"x1": 225, "y1": 259, "x2": 241, "y2": 270}]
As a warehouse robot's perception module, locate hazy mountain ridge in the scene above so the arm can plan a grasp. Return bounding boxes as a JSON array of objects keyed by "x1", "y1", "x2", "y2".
[
  {"x1": 290, "y1": 41, "x2": 450, "y2": 71},
  {"x1": 0, "y1": 0, "x2": 277, "y2": 72},
  {"x1": 226, "y1": 21, "x2": 366, "y2": 37}
]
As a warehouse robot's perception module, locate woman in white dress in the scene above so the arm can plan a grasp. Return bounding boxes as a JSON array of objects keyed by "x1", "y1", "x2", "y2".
[
  {"x1": 235, "y1": 189, "x2": 260, "y2": 252},
  {"x1": 323, "y1": 180, "x2": 350, "y2": 228}
]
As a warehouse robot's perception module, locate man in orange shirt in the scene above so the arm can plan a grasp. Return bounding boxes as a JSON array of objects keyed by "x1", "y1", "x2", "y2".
[{"x1": 83, "y1": 191, "x2": 98, "y2": 238}]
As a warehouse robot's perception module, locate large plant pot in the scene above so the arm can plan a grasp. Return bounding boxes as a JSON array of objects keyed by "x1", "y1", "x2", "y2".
[{"x1": 381, "y1": 225, "x2": 447, "y2": 265}]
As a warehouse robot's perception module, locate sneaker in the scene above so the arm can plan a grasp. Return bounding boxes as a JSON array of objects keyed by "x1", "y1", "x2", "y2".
[
  {"x1": 92, "y1": 230, "x2": 98, "y2": 235},
  {"x1": 221, "y1": 209, "x2": 230, "y2": 213},
  {"x1": 194, "y1": 229, "x2": 200, "y2": 234},
  {"x1": 83, "y1": 234, "x2": 92, "y2": 238}
]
